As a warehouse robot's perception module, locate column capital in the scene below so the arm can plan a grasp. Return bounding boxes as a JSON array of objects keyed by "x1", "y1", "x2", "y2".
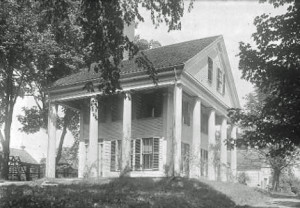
[{"x1": 175, "y1": 82, "x2": 183, "y2": 88}]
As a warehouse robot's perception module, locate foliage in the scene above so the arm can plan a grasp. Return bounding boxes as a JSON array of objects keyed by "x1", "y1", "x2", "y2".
[
  {"x1": 229, "y1": 90, "x2": 300, "y2": 191},
  {"x1": 0, "y1": 177, "x2": 267, "y2": 208},
  {"x1": 134, "y1": 35, "x2": 162, "y2": 50},
  {"x1": 237, "y1": 172, "x2": 250, "y2": 185},
  {"x1": 228, "y1": 0, "x2": 300, "y2": 191},
  {"x1": 232, "y1": 0, "x2": 300, "y2": 146},
  {"x1": 0, "y1": 0, "x2": 41, "y2": 179}
]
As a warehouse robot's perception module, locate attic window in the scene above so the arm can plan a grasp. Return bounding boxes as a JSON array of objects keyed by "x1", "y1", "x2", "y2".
[{"x1": 208, "y1": 57, "x2": 213, "y2": 83}]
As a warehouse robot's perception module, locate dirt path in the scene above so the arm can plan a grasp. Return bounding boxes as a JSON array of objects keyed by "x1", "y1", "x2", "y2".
[{"x1": 253, "y1": 197, "x2": 300, "y2": 208}]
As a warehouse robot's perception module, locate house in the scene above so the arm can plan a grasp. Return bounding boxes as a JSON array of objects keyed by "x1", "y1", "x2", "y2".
[
  {"x1": 236, "y1": 149, "x2": 271, "y2": 189},
  {"x1": 46, "y1": 24, "x2": 240, "y2": 180},
  {"x1": 8, "y1": 146, "x2": 41, "y2": 181}
]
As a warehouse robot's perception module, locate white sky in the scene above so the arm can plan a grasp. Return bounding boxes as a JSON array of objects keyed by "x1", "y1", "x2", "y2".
[{"x1": 9, "y1": 0, "x2": 287, "y2": 162}]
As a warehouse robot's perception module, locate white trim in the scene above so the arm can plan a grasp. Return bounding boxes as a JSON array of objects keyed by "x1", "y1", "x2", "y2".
[{"x1": 50, "y1": 80, "x2": 179, "y2": 102}]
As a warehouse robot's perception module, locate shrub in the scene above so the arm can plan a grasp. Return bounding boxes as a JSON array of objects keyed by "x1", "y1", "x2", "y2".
[{"x1": 237, "y1": 172, "x2": 250, "y2": 185}]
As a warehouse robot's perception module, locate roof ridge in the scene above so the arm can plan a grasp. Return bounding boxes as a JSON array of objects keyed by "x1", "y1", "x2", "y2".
[{"x1": 141, "y1": 35, "x2": 222, "y2": 53}]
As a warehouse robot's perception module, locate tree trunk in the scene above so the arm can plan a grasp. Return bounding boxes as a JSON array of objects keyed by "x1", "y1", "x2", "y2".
[
  {"x1": 1, "y1": 108, "x2": 13, "y2": 180},
  {"x1": 272, "y1": 168, "x2": 281, "y2": 192},
  {"x1": 55, "y1": 112, "x2": 70, "y2": 165}
]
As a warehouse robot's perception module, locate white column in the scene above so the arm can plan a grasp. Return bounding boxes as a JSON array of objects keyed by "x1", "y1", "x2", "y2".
[
  {"x1": 220, "y1": 118, "x2": 228, "y2": 182},
  {"x1": 208, "y1": 109, "x2": 216, "y2": 180},
  {"x1": 173, "y1": 84, "x2": 182, "y2": 176},
  {"x1": 163, "y1": 89, "x2": 173, "y2": 176},
  {"x1": 190, "y1": 97, "x2": 201, "y2": 178},
  {"x1": 88, "y1": 97, "x2": 98, "y2": 177},
  {"x1": 78, "y1": 108, "x2": 86, "y2": 178},
  {"x1": 231, "y1": 126, "x2": 237, "y2": 178},
  {"x1": 122, "y1": 93, "x2": 132, "y2": 172},
  {"x1": 46, "y1": 103, "x2": 57, "y2": 178}
]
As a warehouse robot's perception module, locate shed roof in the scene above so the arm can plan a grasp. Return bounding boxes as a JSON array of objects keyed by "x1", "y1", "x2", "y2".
[
  {"x1": 10, "y1": 148, "x2": 39, "y2": 165},
  {"x1": 52, "y1": 35, "x2": 220, "y2": 88}
]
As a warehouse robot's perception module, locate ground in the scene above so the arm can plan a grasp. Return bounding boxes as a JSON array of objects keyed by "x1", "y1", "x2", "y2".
[{"x1": 0, "y1": 177, "x2": 299, "y2": 208}]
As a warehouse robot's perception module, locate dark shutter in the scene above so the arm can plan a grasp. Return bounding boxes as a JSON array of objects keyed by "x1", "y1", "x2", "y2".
[
  {"x1": 135, "y1": 139, "x2": 141, "y2": 170},
  {"x1": 208, "y1": 57, "x2": 213, "y2": 83},
  {"x1": 117, "y1": 140, "x2": 122, "y2": 171},
  {"x1": 217, "y1": 68, "x2": 221, "y2": 91},
  {"x1": 153, "y1": 138, "x2": 160, "y2": 170},
  {"x1": 110, "y1": 141, "x2": 116, "y2": 171}
]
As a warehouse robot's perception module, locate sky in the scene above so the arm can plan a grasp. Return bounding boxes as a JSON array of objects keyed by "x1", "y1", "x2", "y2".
[{"x1": 9, "y1": 0, "x2": 287, "y2": 162}]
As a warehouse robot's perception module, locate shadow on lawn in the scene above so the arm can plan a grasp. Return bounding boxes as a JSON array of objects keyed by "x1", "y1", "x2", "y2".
[{"x1": 0, "y1": 177, "x2": 260, "y2": 208}]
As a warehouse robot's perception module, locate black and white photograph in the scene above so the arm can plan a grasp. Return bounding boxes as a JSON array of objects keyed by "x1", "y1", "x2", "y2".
[{"x1": 0, "y1": 0, "x2": 299, "y2": 207}]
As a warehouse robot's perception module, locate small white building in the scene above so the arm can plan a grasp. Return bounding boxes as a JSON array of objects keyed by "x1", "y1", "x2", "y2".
[
  {"x1": 45, "y1": 25, "x2": 240, "y2": 180},
  {"x1": 237, "y1": 150, "x2": 271, "y2": 189}
]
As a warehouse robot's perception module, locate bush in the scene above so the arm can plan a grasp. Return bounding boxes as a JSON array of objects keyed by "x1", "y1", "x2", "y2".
[{"x1": 237, "y1": 172, "x2": 250, "y2": 185}]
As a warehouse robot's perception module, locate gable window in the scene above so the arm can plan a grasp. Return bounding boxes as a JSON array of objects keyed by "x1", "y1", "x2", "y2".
[
  {"x1": 111, "y1": 140, "x2": 122, "y2": 171},
  {"x1": 132, "y1": 138, "x2": 159, "y2": 170},
  {"x1": 217, "y1": 68, "x2": 224, "y2": 94},
  {"x1": 183, "y1": 101, "x2": 190, "y2": 126},
  {"x1": 208, "y1": 57, "x2": 213, "y2": 83},
  {"x1": 136, "y1": 92, "x2": 163, "y2": 119}
]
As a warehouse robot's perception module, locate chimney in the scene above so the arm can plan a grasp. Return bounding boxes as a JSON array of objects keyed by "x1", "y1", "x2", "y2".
[{"x1": 123, "y1": 21, "x2": 135, "y2": 60}]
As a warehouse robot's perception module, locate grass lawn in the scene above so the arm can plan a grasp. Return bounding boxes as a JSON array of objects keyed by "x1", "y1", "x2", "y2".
[{"x1": 0, "y1": 177, "x2": 269, "y2": 208}]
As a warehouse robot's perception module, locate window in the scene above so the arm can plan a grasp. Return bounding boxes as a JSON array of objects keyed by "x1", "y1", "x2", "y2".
[
  {"x1": 132, "y1": 138, "x2": 159, "y2": 170},
  {"x1": 111, "y1": 96, "x2": 123, "y2": 121},
  {"x1": 183, "y1": 101, "x2": 190, "y2": 126},
  {"x1": 181, "y1": 143, "x2": 190, "y2": 176},
  {"x1": 110, "y1": 140, "x2": 122, "y2": 171},
  {"x1": 136, "y1": 92, "x2": 162, "y2": 119},
  {"x1": 201, "y1": 149, "x2": 208, "y2": 177},
  {"x1": 208, "y1": 57, "x2": 213, "y2": 83},
  {"x1": 201, "y1": 113, "x2": 208, "y2": 134}
]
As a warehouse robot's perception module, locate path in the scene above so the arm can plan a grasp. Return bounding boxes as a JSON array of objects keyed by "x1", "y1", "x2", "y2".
[{"x1": 252, "y1": 197, "x2": 300, "y2": 208}]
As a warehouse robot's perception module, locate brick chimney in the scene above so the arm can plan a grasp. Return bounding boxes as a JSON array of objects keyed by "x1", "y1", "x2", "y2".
[{"x1": 123, "y1": 21, "x2": 135, "y2": 60}]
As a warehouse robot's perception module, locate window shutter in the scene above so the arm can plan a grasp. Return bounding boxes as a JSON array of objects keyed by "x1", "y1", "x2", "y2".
[
  {"x1": 153, "y1": 138, "x2": 160, "y2": 170},
  {"x1": 208, "y1": 57, "x2": 213, "y2": 83},
  {"x1": 110, "y1": 141, "x2": 116, "y2": 171},
  {"x1": 131, "y1": 140, "x2": 134, "y2": 169},
  {"x1": 222, "y1": 74, "x2": 226, "y2": 94},
  {"x1": 135, "y1": 139, "x2": 141, "y2": 170},
  {"x1": 117, "y1": 140, "x2": 122, "y2": 171}
]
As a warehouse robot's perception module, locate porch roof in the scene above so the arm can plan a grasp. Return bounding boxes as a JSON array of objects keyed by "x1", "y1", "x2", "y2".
[{"x1": 51, "y1": 35, "x2": 220, "y2": 88}]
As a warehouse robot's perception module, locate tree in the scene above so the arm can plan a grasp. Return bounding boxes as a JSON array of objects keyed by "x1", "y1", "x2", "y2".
[
  {"x1": 134, "y1": 35, "x2": 162, "y2": 50},
  {"x1": 234, "y1": 0, "x2": 300, "y2": 145},
  {"x1": 0, "y1": 0, "x2": 39, "y2": 179},
  {"x1": 228, "y1": 0, "x2": 299, "y2": 189},
  {"x1": 229, "y1": 90, "x2": 300, "y2": 191},
  {"x1": 38, "y1": 0, "x2": 193, "y2": 94},
  {"x1": 17, "y1": 0, "x2": 83, "y2": 166}
]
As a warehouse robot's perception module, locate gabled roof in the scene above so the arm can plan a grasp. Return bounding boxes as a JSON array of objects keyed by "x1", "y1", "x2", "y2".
[
  {"x1": 52, "y1": 35, "x2": 220, "y2": 88},
  {"x1": 10, "y1": 148, "x2": 39, "y2": 165},
  {"x1": 237, "y1": 150, "x2": 266, "y2": 171}
]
